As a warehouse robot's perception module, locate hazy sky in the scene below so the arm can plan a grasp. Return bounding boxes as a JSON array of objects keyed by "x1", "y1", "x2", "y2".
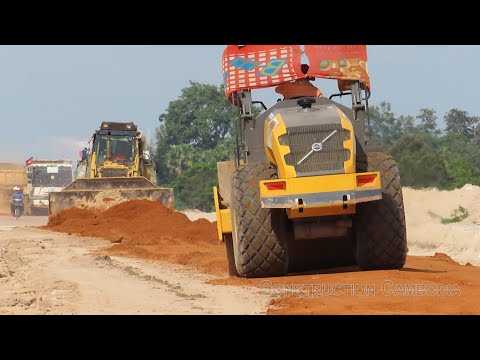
[{"x1": 0, "y1": 45, "x2": 478, "y2": 163}]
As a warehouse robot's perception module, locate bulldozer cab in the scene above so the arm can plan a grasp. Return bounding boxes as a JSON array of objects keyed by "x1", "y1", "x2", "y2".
[
  {"x1": 90, "y1": 122, "x2": 140, "y2": 177},
  {"x1": 99, "y1": 122, "x2": 137, "y2": 163},
  {"x1": 94, "y1": 132, "x2": 135, "y2": 165}
]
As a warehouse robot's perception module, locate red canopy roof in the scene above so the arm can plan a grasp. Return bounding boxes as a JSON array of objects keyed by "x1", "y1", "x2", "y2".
[{"x1": 222, "y1": 45, "x2": 370, "y2": 101}]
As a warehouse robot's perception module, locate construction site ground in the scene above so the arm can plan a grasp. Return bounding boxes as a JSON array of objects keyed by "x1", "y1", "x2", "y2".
[{"x1": 1, "y1": 186, "x2": 480, "y2": 315}]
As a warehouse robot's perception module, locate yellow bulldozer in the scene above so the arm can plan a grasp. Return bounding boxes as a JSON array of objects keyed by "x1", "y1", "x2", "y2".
[
  {"x1": 213, "y1": 45, "x2": 407, "y2": 278},
  {"x1": 49, "y1": 121, "x2": 174, "y2": 217}
]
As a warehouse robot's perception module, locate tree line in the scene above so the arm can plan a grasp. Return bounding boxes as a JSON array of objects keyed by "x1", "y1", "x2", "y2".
[
  {"x1": 154, "y1": 81, "x2": 480, "y2": 211},
  {"x1": 368, "y1": 102, "x2": 480, "y2": 190}
]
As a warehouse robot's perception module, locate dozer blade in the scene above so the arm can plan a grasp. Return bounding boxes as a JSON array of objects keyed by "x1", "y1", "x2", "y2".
[{"x1": 48, "y1": 177, "x2": 174, "y2": 218}]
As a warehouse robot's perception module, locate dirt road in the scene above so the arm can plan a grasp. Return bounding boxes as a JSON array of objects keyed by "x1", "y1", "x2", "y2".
[
  {"x1": 2, "y1": 187, "x2": 480, "y2": 314},
  {"x1": 0, "y1": 216, "x2": 270, "y2": 314}
]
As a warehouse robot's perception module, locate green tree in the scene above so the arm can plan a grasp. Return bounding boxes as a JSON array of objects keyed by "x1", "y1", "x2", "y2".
[
  {"x1": 390, "y1": 134, "x2": 449, "y2": 189},
  {"x1": 472, "y1": 121, "x2": 480, "y2": 147},
  {"x1": 154, "y1": 81, "x2": 238, "y2": 210},
  {"x1": 416, "y1": 108, "x2": 440, "y2": 135},
  {"x1": 164, "y1": 144, "x2": 196, "y2": 176},
  {"x1": 438, "y1": 133, "x2": 480, "y2": 188},
  {"x1": 170, "y1": 162, "x2": 219, "y2": 211},
  {"x1": 444, "y1": 108, "x2": 478, "y2": 139},
  {"x1": 398, "y1": 115, "x2": 417, "y2": 136},
  {"x1": 367, "y1": 102, "x2": 403, "y2": 147},
  {"x1": 158, "y1": 81, "x2": 237, "y2": 150},
  {"x1": 155, "y1": 81, "x2": 238, "y2": 183}
]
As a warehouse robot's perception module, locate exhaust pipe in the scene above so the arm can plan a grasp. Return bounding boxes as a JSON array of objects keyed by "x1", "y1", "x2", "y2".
[{"x1": 106, "y1": 133, "x2": 112, "y2": 161}]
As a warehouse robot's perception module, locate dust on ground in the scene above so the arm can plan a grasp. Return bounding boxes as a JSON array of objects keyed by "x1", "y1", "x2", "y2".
[{"x1": 39, "y1": 190, "x2": 480, "y2": 314}]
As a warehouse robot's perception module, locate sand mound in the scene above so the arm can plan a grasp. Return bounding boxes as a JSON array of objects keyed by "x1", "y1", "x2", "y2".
[
  {"x1": 44, "y1": 200, "x2": 226, "y2": 275},
  {"x1": 181, "y1": 209, "x2": 216, "y2": 222},
  {"x1": 403, "y1": 186, "x2": 480, "y2": 266}
]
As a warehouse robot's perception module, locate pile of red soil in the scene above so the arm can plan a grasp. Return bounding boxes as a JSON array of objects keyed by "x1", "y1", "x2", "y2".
[{"x1": 44, "y1": 200, "x2": 227, "y2": 275}]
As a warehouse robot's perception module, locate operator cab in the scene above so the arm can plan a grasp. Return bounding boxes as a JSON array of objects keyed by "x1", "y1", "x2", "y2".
[{"x1": 94, "y1": 122, "x2": 139, "y2": 166}]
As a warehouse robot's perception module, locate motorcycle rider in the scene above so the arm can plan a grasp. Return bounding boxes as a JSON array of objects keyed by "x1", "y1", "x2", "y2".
[{"x1": 11, "y1": 186, "x2": 25, "y2": 216}]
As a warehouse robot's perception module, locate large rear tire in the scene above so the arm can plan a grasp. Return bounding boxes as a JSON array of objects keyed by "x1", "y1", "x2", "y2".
[
  {"x1": 230, "y1": 163, "x2": 289, "y2": 278},
  {"x1": 354, "y1": 152, "x2": 407, "y2": 270}
]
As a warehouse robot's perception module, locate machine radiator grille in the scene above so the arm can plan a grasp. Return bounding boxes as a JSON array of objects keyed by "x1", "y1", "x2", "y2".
[{"x1": 281, "y1": 124, "x2": 350, "y2": 175}]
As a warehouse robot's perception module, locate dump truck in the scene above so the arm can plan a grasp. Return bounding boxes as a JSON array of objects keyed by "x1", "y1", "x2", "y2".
[
  {"x1": 49, "y1": 121, "x2": 174, "y2": 217},
  {"x1": 25, "y1": 159, "x2": 73, "y2": 215},
  {"x1": 0, "y1": 163, "x2": 27, "y2": 214},
  {"x1": 213, "y1": 45, "x2": 407, "y2": 278}
]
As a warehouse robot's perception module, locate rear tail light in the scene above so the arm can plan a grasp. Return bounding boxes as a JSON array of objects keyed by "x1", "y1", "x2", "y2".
[
  {"x1": 265, "y1": 181, "x2": 286, "y2": 191},
  {"x1": 357, "y1": 175, "x2": 377, "y2": 185}
]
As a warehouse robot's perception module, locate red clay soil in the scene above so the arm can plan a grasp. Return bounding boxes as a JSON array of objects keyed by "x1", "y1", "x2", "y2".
[
  {"x1": 44, "y1": 200, "x2": 480, "y2": 314},
  {"x1": 212, "y1": 253, "x2": 480, "y2": 314},
  {"x1": 44, "y1": 200, "x2": 226, "y2": 275}
]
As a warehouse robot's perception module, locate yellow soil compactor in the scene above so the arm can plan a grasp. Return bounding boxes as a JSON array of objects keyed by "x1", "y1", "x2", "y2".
[{"x1": 213, "y1": 45, "x2": 407, "y2": 278}]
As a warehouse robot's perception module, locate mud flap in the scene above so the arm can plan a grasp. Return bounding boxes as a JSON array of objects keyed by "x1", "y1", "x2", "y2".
[{"x1": 216, "y1": 160, "x2": 236, "y2": 207}]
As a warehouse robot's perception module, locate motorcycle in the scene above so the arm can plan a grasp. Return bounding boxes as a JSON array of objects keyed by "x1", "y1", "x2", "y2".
[{"x1": 12, "y1": 198, "x2": 24, "y2": 220}]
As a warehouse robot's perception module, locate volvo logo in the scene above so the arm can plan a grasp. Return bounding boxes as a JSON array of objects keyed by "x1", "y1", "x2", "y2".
[{"x1": 297, "y1": 130, "x2": 338, "y2": 166}]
